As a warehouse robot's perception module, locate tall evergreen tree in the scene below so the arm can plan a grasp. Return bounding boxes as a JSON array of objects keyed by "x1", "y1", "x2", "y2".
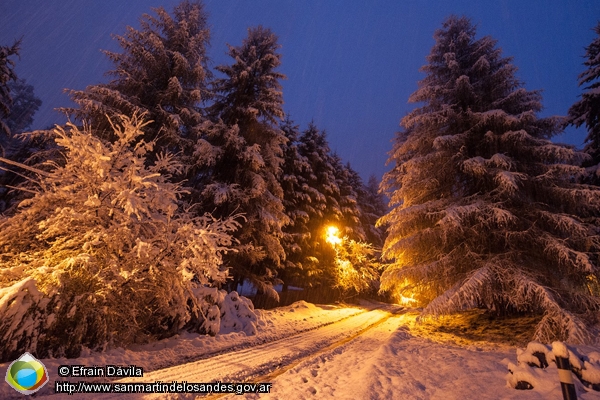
[
  {"x1": 278, "y1": 116, "x2": 313, "y2": 289},
  {"x1": 380, "y1": 16, "x2": 600, "y2": 343},
  {"x1": 198, "y1": 26, "x2": 288, "y2": 297},
  {"x1": 210, "y1": 25, "x2": 285, "y2": 128},
  {"x1": 65, "y1": 0, "x2": 211, "y2": 167},
  {"x1": 298, "y1": 124, "x2": 341, "y2": 229},
  {"x1": 331, "y1": 155, "x2": 364, "y2": 241},
  {"x1": 566, "y1": 21, "x2": 600, "y2": 184},
  {"x1": 290, "y1": 123, "x2": 344, "y2": 288},
  {"x1": 278, "y1": 119, "x2": 373, "y2": 291},
  {"x1": 0, "y1": 40, "x2": 23, "y2": 214}
]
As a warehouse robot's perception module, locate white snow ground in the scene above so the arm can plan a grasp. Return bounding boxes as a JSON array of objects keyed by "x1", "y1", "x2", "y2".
[{"x1": 2, "y1": 301, "x2": 599, "y2": 399}]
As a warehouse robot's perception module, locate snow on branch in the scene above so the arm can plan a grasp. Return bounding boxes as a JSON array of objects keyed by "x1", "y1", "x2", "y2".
[
  {"x1": 422, "y1": 264, "x2": 494, "y2": 316},
  {"x1": 0, "y1": 112, "x2": 241, "y2": 361}
]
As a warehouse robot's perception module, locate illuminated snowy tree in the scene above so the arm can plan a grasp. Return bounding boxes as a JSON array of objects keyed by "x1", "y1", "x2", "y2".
[
  {"x1": 333, "y1": 239, "x2": 381, "y2": 297},
  {"x1": 331, "y1": 155, "x2": 365, "y2": 241},
  {"x1": 380, "y1": 16, "x2": 600, "y2": 343},
  {"x1": 278, "y1": 120, "x2": 377, "y2": 291},
  {"x1": 0, "y1": 113, "x2": 239, "y2": 361},
  {"x1": 293, "y1": 124, "x2": 342, "y2": 286},
  {"x1": 567, "y1": 21, "x2": 600, "y2": 184}
]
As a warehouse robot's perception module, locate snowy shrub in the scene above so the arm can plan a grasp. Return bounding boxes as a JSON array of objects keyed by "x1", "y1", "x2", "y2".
[
  {"x1": 219, "y1": 291, "x2": 260, "y2": 335},
  {"x1": 191, "y1": 287, "x2": 260, "y2": 336},
  {"x1": 0, "y1": 113, "x2": 239, "y2": 361}
]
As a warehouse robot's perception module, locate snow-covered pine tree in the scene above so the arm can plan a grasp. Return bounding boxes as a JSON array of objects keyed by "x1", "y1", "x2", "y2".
[
  {"x1": 278, "y1": 116, "x2": 313, "y2": 289},
  {"x1": 0, "y1": 40, "x2": 20, "y2": 141},
  {"x1": 198, "y1": 26, "x2": 288, "y2": 297},
  {"x1": 380, "y1": 16, "x2": 600, "y2": 343},
  {"x1": 331, "y1": 156, "x2": 365, "y2": 241},
  {"x1": 0, "y1": 113, "x2": 239, "y2": 361},
  {"x1": 294, "y1": 123, "x2": 342, "y2": 287},
  {"x1": 298, "y1": 123, "x2": 341, "y2": 227},
  {"x1": 0, "y1": 40, "x2": 27, "y2": 213},
  {"x1": 325, "y1": 165, "x2": 383, "y2": 298},
  {"x1": 567, "y1": 21, "x2": 600, "y2": 185},
  {"x1": 65, "y1": 0, "x2": 210, "y2": 168},
  {"x1": 210, "y1": 25, "x2": 285, "y2": 128}
]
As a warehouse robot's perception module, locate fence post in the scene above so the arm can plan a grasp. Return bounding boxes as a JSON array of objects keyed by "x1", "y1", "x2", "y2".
[{"x1": 552, "y1": 341, "x2": 578, "y2": 400}]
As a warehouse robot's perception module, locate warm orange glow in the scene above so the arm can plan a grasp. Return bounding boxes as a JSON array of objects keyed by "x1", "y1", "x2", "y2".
[
  {"x1": 398, "y1": 294, "x2": 417, "y2": 306},
  {"x1": 325, "y1": 226, "x2": 342, "y2": 247}
]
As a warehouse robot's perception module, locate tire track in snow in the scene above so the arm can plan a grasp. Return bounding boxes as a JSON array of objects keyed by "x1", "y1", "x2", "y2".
[
  {"x1": 144, "y1": 309, "x2": 394, "y2": 393},
  {"x1": 233, "y1": 314, "x2": 411, "y2": 400},
  {"x1": 209, "y1": 308, "x2": 405, "y2": 399},
  {"x1": 146, "y1": 305, "x2": 368, "y2": 373},
  {"x1": 41, "y1": 308, "x2": 396, "y2": 399},
  {"x1": 255, "y1": 310, "x2": 401, "y2": 382}
]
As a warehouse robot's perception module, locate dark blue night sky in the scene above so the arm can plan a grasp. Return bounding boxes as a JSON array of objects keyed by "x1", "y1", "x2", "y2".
[{"x1": 1, "y1": 0, "x2": 598, "y2": 180}]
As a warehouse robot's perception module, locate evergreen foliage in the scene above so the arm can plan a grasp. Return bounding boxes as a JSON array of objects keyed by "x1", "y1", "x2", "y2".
[
  {"x1": 380, "y1": 16, "x2": 600, "y2": 343},
  {"x1": 0, "y1": 78, "x2": 43, "y2": 214},
  {"x1": 363, "y1": 174, "x2": 388, "y2": 248},
  {"x1": 65, "y1": 0, "x2": 211, "y2": 168},
  {"x1": 210, "y1": 25, "x2": 285, "y2": 127},
  {"x1": 333, "y1": 239, "x2": 382, "y2": 297},
  {"x1": 567, "y1": 21, "x2": 600, "y2": 184},
  {"x1": 198, "y1": 26, "x2": 288, "y2": 297},
  {"x1": 0, "y1": 113, "x2": 239, "y2": 361},
  {"x1": 6, "y1": 78, "x2": 42, "y2": 134},
  {"x1": 295, "y1": 123, "x2": 342, "y2": 286},
  {"x1": 326, "y1": 223, "x2": 382, "y2": 298},
  {"x1": 283, "y1": 124, "x2": 374, "y2": 289},
  {"x1": 297, "y1": 124, "x2": 341, "y2": 228},
  {"x1": 278, "y1": 116, "x2": 314, "y2": 287},
  {"x1": 279, "y1": 119, "x2": 381, "y2": 291},
  {"x1": 0, "y1": 40, "x2": 20, "y2": 141},
  {"x1": 331, "y1": 155, "x2": 365, "y2": 241}
]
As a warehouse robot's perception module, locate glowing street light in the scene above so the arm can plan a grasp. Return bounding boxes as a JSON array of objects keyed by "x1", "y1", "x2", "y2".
[{"x1": 325, "y1": 225, "x2": 342, "y2": 247}]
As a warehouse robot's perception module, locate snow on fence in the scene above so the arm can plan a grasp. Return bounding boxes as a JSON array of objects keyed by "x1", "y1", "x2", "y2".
[{"x1": 506, "y1": 340, "x2": 600, "y2": 397}]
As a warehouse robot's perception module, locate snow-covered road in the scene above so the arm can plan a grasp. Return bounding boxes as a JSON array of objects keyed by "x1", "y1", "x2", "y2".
[
  {"x1": 10, "y1": 302, "x2": 600, "y2": 399},
  {"x1": 37, "y1": 306, "x2": 396, "y2": 399},
  {"x1": 105, "y1": 308, "x2": 395, "y2": 399},
  {"x1": 235, "y1": 312, "x2": 600, "y2": 400}
]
